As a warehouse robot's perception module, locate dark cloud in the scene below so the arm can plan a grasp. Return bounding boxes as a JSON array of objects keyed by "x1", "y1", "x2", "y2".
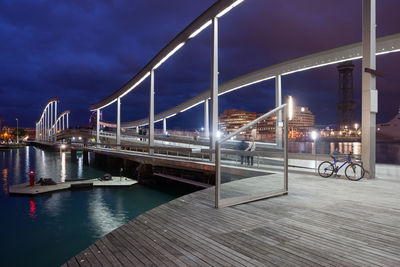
[{"x1": 0, "y1": 0, "x2": 399, "y2": 128}]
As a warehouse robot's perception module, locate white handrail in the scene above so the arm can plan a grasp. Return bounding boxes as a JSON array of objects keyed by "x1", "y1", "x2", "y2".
[{"x1": 219, "y1": 104, "x2": 287, "y2": 143}]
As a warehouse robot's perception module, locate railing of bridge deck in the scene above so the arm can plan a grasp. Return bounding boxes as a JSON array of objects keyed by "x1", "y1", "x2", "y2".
[{"x1": 215, "y1": 104, "x2": 289, "y2": 208}]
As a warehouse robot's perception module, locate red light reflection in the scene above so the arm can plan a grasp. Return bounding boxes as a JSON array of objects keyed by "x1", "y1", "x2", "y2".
[{"x1": 29, "y1": 198, "x2": 37, "y2": 220}]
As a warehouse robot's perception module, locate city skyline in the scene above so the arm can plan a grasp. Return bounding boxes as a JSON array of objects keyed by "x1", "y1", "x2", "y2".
[{"x1": 0, "y1": 0, "x2": 399, "y2": 129}]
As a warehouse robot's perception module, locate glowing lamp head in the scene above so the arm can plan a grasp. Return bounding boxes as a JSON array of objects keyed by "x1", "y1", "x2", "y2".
[
  {"x1": 311, "y1": 131, "x2": 318, "y2": 141},
  {"x1": 288, "y1": 96, "x2": 294, "y2": 120},
  {"x1": 216, "y1": 130, "x2": 222, "y2": 139},
  {"x1": 354, "y1": 123, "x2": 359, "y2": 130},
  {"x1": 29, "y1": 170, "x2": 35, "y2": 175},
  {"x1": 61, "y1": 145, "x2": 66, "y2": 149}
]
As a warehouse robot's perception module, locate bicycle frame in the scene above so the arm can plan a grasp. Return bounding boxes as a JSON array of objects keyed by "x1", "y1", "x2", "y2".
[{"x1": 332, "y1": 155, "x2": 352, "y2": 172}]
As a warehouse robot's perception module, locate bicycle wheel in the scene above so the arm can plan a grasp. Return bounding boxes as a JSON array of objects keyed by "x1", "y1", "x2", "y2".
[
  {"x1": 345, "y1": 163, "x2": 365, "y2": 181},
  {"x1": 318, "y1": 161, "x2": 334, "y2": 178}
]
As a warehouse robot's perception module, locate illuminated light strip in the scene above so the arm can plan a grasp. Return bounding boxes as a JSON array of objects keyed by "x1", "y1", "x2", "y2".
[
  {"x1": 180, "y1": 102, "x2": 202, "y2": 113},
  {"x1": 377, "y1": 48, "x2": 400, "y2": 55},
  {"x1": 219, "y1": 76, "x2": 275, "y2": 96},
  {"x1": 154, "y1": 42, "x2": 185, "y2": 70},
  {"x1": 119, "y1": 72, "x2": 151, "y2": 98},
  {"x1": 166, "y1": 113, "x2": 177, "y2": 119},
  {"x1": 189, "y1": 20, "x2": 212, "y2": 38},
  {"x1": 38, "y1": 99, "x2": 58, "y2": 122},
  {"x1": 50, "y1": 111, "x2": 71, "y2": 130},
  {"x1": 216, "y1": 0, "x2": 244, "y2": 18},
  {"x1": 282, "y1": 56, "x2": 363, "y2": 76},
  {"x1": 95, "y1": 98, "x2": 118, "y2": 111}
]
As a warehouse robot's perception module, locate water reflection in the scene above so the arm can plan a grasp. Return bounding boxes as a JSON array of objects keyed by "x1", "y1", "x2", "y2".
[
  {"x1": 2, "y1": 168, "x2": 8, "y2": 194},
  {"x1": 13, "y1": 149, "x2": 20, "y2": 184},
  {"x1": 44, "y1": 192, "x2": 64, "y2": 217},
  {"x1": 78, "y1": 154, "x2": 83, "y2": 178},
  {"x1": 25, "y1": 146, "x2": 30, "y2": 180},
  {"x1": 88, "y1": 190, "x2": 127, "y2": 238},
  {"x1": 289, "y1": 141, "x2": 400, "y2": 164},
  {"x1": 60, "y1": 152, "x2": 66, "y2": 182},
  {"x1": 29, "y1": 198, "x2": 37, "y2": 221}
]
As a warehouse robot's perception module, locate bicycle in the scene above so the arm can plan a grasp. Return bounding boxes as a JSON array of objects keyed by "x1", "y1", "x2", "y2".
[{"x1": 318, "y1": 153, "x2": 365, "y2": 181}]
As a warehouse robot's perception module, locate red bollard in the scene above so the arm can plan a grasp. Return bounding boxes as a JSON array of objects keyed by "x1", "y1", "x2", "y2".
[{"x1": 29, "y1": 170, "x2": 35, "y2": 186}]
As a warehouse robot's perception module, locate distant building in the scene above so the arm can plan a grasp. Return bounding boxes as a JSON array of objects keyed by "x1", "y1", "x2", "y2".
[
  {"x1": 1, "y1": 126, "x2": 36, "y2": 140},
  {"x1": 219, "y1": 109, "x2": 257, "y2": 135},
  {"x1": 257, "y1": 106, "x2": 315, "y2": 140},
  {"x1": 219, "y1": 106, "x2": 315, "y2": 140}
]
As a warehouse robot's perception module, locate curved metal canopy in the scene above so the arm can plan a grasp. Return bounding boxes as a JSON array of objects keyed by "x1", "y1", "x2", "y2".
[
  {"x1": 118, "y1": 32, "x2": 400, "y2": 128},
  {"x1": 89, "y1": 0, "x2": 243, "y2": 111}
]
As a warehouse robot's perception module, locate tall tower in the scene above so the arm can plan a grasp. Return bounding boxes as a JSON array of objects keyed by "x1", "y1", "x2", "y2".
[{"x1": 336, "y1": 61, "x2": 355, "y2": 129}]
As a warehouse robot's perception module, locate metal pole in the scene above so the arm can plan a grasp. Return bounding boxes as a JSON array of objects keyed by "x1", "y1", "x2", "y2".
[
  {"x1": 361, "y1": 0, "x2": 376, "y2": 178},
  {"x1": 50, "y1": 102, "x2": 53, "y2": 140},
  {"x1": 16, "y1": 118, "x2": 18, "y2": 144},
  {"x1": 62, "y1": 115, "x2": 65, "y2": 131},
  {"x1": 66, "y1": 113, "x2": 69, "y2": 129},
  {"x1": 204, "y1": 99, "x2": 209, "y2": 138},
  {"x1": 96, "y1": 109, "x2": 100, "y2": 147},
  {"x1": 284, "y1": 106, "x2": 288, "y2": 192},
  {"x1": 314, "y1": 139, "x2": 317, "y2": 174},
  {"x1": 47, "y1": 106, "x2": 49, "y2": 140},
  {"x1": 210, "y1": 17, "x2": 218, "y2": 162},
  {"x1": 149, "y1": 69, "x2": 155, "y2": 155},
  {"x1": 54, "y1": 101, "x2": 57, "y2": 141},
  {"x1": 275, "y1": 75, "x2": 282, "y2": 148},
  {"x1": 163, "y1": 118, "x2": 166, "y2": 135},
  {"x1": 215, "y1": 142, "x2": 221, "y2": 208},
  {"x1": 117, "y1": 98, "x2": 121, "y2": 150}
]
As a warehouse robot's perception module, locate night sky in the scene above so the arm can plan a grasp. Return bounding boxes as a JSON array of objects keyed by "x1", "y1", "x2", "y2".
[{"x1": 1, "y1": 0, "x2": 399, "y2": 129}]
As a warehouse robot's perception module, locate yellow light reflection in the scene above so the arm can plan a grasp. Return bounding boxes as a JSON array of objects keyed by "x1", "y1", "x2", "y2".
[{"x1": 60, "y1": 152, "x2": 66, "y2": 182}]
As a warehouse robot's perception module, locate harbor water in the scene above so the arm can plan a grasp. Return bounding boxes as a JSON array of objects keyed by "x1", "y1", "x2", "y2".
[
  {"x1": 289, "y1": 141, "x2": 400, "y2": 164},
  {"x1": 0, "y1": 146, "x2": 195, "y2": 267}
]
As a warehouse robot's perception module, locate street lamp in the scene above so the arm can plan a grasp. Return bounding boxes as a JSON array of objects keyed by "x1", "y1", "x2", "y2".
[
  {"x1": 311, "y1": 130, "x2": 318, "y2": 173},
  {"x1": 15, "y1": 118, "x2": 19, "y2": 144}
]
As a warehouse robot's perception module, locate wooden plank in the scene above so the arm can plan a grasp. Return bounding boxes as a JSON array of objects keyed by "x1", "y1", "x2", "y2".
[
  {"x1": 66, "y1": 257, "x2": 80, "y2": 267},
  {"x1": 154, "y1": 172, "x2": 211, "y2": 188}
]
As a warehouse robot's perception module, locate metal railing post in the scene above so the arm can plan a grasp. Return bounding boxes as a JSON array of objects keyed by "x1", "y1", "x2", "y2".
[
  {"x1": 215, "y1": 141, "x2": 221, "y2": 208},
  {"x1": 284, "y1": 105, "x2": 289, "y2": 192}
]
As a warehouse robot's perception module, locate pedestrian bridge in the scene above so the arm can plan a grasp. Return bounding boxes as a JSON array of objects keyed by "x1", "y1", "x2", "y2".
[{"x1": 38, "y1": 0, "x2": 400, "y2": 207}]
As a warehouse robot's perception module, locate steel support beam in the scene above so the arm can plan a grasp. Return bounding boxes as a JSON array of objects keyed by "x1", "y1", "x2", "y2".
[
  {"x1": 96, "y1": 109, "x2": 100, "y2": 146},
  {"x1": 66, "y1": 113, "x2": 69, "y2": 130},
  {"x1": 361, "y1": 0, "x2": 376, "y2": 178},
  {"x1": 117, "y1": 98, "x2": 121, "y2": 150},
  {"x1": 54, "y1": 102, "x2": 57, "y2": 140},
  {"x1": 204, "y1": 99, "x2": 209, "y2": 138},
  {"x1": 163, "y1": 118, "x2": 167, "y2": 135},
  {"x1": 149, "y1": 69, "x2": 155, "y2": 155},
  {"x1": 50, "y1": 102, "x2": 53, "y2": 140},
  {"x1": 210, "y1": 17, "x2": 219, "y2": 161},
  {"x1": 275, "y1": 75, "x2": 283, "y2": 147}
]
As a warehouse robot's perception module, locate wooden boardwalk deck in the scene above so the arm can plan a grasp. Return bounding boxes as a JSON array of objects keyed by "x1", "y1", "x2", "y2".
[{"x1": 64, "y1": 173, "x2": 400, "y2": 266}]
